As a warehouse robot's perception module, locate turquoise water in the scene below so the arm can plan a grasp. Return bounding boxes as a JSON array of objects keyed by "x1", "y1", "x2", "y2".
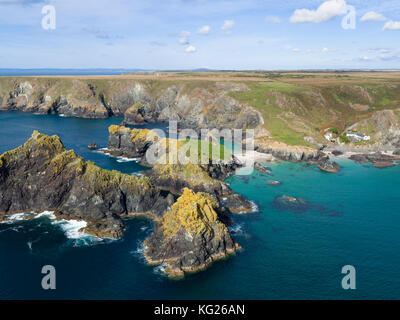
[{"x1": 0, "y1": 111, "x2": 399, "y2": 299}]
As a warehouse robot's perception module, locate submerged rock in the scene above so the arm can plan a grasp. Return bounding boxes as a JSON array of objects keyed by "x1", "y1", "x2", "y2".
[
  {"x1": 268, "y1": 180, "x2": 281, "y2": 186},
  {"x1": 372, "y1": 161, "x2": 395, "y2": 168},
  {"x1": 144, "y1": 188, "x2": 239, "y2": 278},
  {"x1": 273, "y1": 195, "x2": 311, "y2": 213}
]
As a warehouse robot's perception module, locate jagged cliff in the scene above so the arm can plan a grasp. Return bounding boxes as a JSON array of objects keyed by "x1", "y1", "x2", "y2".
[
  {"x1": 0, "y1": 131, "x2": 170, "y2": 237},
  {"x1": 144, "y1": 188, "x2": 239, "y2": 278}
]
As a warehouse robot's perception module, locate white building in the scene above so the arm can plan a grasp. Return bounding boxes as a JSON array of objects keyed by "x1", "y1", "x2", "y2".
[{"x1": 346, "y1": 132, "x2": 370, "y2": 141}]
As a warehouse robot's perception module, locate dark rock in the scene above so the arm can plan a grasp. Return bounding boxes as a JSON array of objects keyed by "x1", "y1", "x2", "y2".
[
  {"x1": 225, "y1": 193, "x2": 255, "y2": 214},
  {"x1": 331, "y1": 150, "x2": 343, "y2": 156},
  {"x1": 273, "y1": 195, "x2": 311, "y2": 213},
  {"x1": 88, "y1": 142, "x2": 98, "y2": 150},
  {"x1": 393, "y1": 149, "x2": 400, "y2": 156},
  {"x1": 317, "y1": 160, "x2": 341, "y2": 173},
  {"x1": 349, "y1": 152, "x2": 396, "y2": 164}
]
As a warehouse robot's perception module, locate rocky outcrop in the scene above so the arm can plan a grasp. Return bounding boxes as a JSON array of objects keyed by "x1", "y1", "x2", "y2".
[
  {"x1": 107, "y1": 125, "x2": 159, "y2": 158},
  {"x1": 0, "y1": 131, "x2": 170, "y2": 238},
  {"x1": 349, "y1": 152, "x2": 398, "y2": 168},
  {"x1": 349, "y1": 152, "x2": 397, "y2": 164},
  {"x1": 144, "y1": 188, "x2": 239, "y2": 278},
  {"x1": 255, "y1": 140, "x2": 327, "y2": 162},
  {"x1": 317, "y1": 160, "x2": 341, "y2": 173},
  {"x1": 225, "y1": 193, "x2": 255, "y2": 213}
]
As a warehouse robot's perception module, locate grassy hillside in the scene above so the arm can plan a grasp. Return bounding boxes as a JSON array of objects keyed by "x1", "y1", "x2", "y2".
[{"x1": 230, "y1": 78, "x2": 400, "y2": 146}]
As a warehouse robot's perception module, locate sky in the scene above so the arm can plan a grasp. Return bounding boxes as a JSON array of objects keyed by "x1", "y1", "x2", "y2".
[{"x1": 0, "y1": 0, "x2": 400, "y2": 70}]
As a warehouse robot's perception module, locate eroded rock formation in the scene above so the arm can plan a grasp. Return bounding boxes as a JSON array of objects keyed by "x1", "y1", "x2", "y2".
[{"x1": 144, "y1": 188, "x2": 239, "y2": 278}]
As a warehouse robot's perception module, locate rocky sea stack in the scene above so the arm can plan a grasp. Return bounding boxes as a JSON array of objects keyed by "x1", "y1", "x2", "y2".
[{"x1": 144, "y1": 188, "x2": 239, "y2": 278}]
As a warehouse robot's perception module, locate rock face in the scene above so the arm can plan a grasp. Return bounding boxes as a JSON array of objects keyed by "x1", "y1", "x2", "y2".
[
  {"x1": 107, "y1": 125, "x2": 159, "y2": 158},
  {"x1": 254, "y1": 138, "x2": 327, "y2": 162},
  {"x1": 144, "y1": 188, "x2": 238, "y2": 278},
  {"x1": 0, "y1": 131, "x2": 169, "y2": 237},
  {"x1": 0, "y1": 78, "x2": 262, "y2": 132}
]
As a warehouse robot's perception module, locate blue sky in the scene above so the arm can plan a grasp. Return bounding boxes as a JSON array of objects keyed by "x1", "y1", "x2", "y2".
[{"x1": 1, "y1": 0, "x2": 400, "y2": 69}]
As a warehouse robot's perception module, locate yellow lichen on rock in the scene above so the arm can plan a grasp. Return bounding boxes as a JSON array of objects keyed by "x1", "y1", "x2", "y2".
[
  {"x1": 161, "y1": 188, "x2": 220, "y2": 238},
  {"x1": 32, "y1": 131, "x2": 65, "y2": 155},
  {"x1": 49, "y1": 150, "x2": 79, "y2": 174},
  {"x1": 108, "y1": 125, "x2": 131, "y2": 135},
  {"x1": 130, "y1": 128, "x2": 159, "y2": 143}
]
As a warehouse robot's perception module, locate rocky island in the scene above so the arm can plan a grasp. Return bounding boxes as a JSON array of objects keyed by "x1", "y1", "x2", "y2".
[{"x1": 0, "y1": 131, "x2": 248, "y2": 277}]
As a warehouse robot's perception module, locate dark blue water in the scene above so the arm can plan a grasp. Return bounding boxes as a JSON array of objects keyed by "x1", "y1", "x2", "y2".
[
  {"x1": 0, "y1": 111, "x2": 399, "y2": 299},
  {"x1": 0, "y1": 69, "x2": 151, "y2": 76}
]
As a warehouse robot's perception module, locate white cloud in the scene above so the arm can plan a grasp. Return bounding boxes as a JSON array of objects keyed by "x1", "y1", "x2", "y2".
[
  {"x1": 197, "y1": 25, "x2": 211, "y2": 35},
  {"x1": 290, "y1": 0, "x2": 347, "y2": 23},
  {"x1": 221, "y1": 20, "x2": 235, "y2": 33},
  {"x1": 265, "y1": 15, "x2": 281, "y2": 24},
  {"x1": 178, "y1": 30, "x2": 191, "y2": 45},
  {"x1": 383, "y1": 21, "x2": 400, "y2": 30},
  {"x1": 360, "y1": 11, "x2": 386, "y2": 22},
  {"x1": 185, "y1": 45, "x2": 196, "y2": 53},
  {"x1": 359, "y1": 56, "x2": 371, "y2": 61},
  {"x1": 292, "y1": 48, "x2": 300, "y2": 52},
  {"x1": 322, "y1": 47, "x2": 329, "y2": 53}
]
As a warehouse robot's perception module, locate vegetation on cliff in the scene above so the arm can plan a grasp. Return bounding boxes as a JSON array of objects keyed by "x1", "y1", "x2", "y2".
[
  {"x1": 161, "y1": 188, "x2": 220, "y2": 237},
  {"x1": 144, "y1": 188, "x2": 237, "y2": 278}
]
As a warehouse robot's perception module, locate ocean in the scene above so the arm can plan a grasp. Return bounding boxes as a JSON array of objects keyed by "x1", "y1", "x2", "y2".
[
  {"x1": 0, "y1": 111, "x2": 399, "y2": 299},
  {"x1": 0, "y1": 69, "x2": 150, "y2": 76}
]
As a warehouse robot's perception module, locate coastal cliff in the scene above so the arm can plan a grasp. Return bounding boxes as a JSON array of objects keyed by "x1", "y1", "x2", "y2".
[
  {"x1": 0, "y1": 78, "x2": 262, "y2": 131},
  {"x1": 3, "y1": 75, "x2": 400, "y2": 161}
]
